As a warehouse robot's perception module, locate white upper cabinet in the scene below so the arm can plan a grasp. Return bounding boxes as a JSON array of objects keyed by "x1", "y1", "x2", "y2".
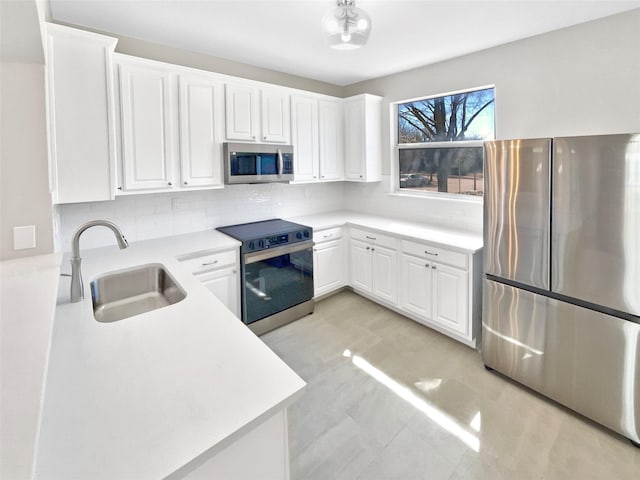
[
  {"x1": 343, "y1": 94, "x2": 382, "y2": 182},
  {"x1": 118, "y1": 59, "x2": 175, "y2": 191},
  {"x1": 45, "y1": 23, "x2": 118, "y2": 204},
  {"x1": 225, "y1": 84, "x2": 259, "y2": 142},
  {"x1": 291, "y1": 95, "x2": 344, "y2": 183},
  {"x1": 225, "y1": 84, "x2": 290, "y2": 143},
  {"x1": 291, "y1": 95, "x2": 319, "y2": 181},
  {"x1": 261, "y1": 88, "x2": 291, "y2": 143},
  {"x1": 318, "y1": 99, "x2": 344, "y2": 180},
  {"x1": 178, "y1": 74, "x2": 224, "y2": 188}
]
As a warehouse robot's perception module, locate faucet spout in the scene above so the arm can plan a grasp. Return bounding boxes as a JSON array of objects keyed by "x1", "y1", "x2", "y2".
[{"x1": 70, "y1": 220, "x2": 129, "y2": 303}]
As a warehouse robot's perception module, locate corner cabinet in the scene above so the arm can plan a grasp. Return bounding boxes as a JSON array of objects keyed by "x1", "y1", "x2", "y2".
[
  {"x1": 343, "y1": 94, "x2": 382, "y2": 182},
  {"x1": 291, "y1": 95, "x2": 345, "y2": 183},
  {"x1": 45, "y1": 23, "x2": 118, "y2": 204},
  {"x1": 114, "y1": 55, "x2": 224, "y2": 193}
]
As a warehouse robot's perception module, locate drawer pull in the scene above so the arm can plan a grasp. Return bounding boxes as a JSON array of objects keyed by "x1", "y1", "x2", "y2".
[
  {"x1": 202, "y1": 260, "x2": 219, "y2": 266},
  {"x1": 366, "y1": 236, "x2": 376, "y2": 240},
  {"x1": 432, "y1": 265, "x2": 437, "y2": 269},
  {"x1": 425, "y1": 250, "x2": 439, "y2": 256},
  {"x1": 366, "y1": 246, "x2": 370, "y2": 250},
  {"x1": 425, "y1": 263, "x2": 430, "y2": 268},
  {"x1": 323, "y1": 234, "x2": 333, "y2": 238}
]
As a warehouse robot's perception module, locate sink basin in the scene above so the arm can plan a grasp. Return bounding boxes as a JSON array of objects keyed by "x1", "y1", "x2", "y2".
[{"x1": 90, "y1": 263, "x2": 186, "y2": 322}]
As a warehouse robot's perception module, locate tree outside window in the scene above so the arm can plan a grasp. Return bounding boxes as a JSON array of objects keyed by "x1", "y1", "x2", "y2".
[{"x1": 397, "y1": 87, "x2": 495, "y2": 195}]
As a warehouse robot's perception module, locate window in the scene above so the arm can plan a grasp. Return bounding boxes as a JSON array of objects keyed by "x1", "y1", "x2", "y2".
[{"x1": 395, "y1": 86, "x2": 494, "y2": 196}]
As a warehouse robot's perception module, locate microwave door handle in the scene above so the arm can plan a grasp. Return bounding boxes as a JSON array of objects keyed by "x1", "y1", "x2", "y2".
[{"x1": 277, "y1": 149, "x2": 283, "y2": 178}]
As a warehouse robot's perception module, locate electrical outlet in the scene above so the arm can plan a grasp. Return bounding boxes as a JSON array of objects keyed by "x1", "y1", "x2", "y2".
[{"x1": 13, "y1": 225, "x2": 36, "y2": 250}]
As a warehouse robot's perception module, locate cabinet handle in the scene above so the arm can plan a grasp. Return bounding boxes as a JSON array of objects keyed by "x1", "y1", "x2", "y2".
[
  {"x1": 366, "y1": 246, "x2": 370, "y2": 250},
  {"x1": 232, "y1": 269, "x2": 237, "y2": 274},
  {"x1": 359, "y1": 175, "x2": 363, "y2": 178},
  {"x1": 263, "y1": 136, "x2": 267, "y2": 140},
  {"x1": 371, "y1": 248, "x2": 375, "y2": 252},
  {"x1": 425, "y1": 263, "x2": 430, "y2": 268},
  {"x1": 365, "y1": 236, "x2": 376, "y2": 240},
  {"x1": 117, "y1": 186, "x2": 122, "y2": 191},
  {"x1": 168, "y1": 182, "x2": 172, "y2": 186},
  {"x1": 424, "y1": 250, "x2": 438, "y2": 256},
  {"x1": 323, "y1": 234, "x2": 332, "y2": 239},
  {"x1": 313, "y1": 248, "x2": 317, "y2": 251},
  {"x1": 313, "y1": 176, "x2": 317, "y2": 179},
  {"x1": 184, "y1": 181, "x2": 188, "y2": 185},
  {"x1": 202, "y1": 260, "x2": 219, "y2": 266},
  {"x1": 432, "y1": 265, "x2": 437, "y2": 269},
  {"x1": 321, "y1": 175, "x2": 325, "y2": 178},
  {"x1": 252, "y1": 136, "x2": 256, "y2": 140}
]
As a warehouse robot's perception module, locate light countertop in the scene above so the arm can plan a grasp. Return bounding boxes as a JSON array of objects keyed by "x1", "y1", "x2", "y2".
[
  {"x1": 34, "y1": 230, "x2": 306, "y2": 480},
  {"x1": 1, "y1": 253, "x2": 62, "y2": 480},
  {"x1": 288, "y1": 211, "x2": 483, "y2": 253}
]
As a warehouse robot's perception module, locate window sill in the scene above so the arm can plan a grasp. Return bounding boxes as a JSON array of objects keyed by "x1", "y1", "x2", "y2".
[{"x1": 385, "y1": 190, "x2": 483, "y2": 204}]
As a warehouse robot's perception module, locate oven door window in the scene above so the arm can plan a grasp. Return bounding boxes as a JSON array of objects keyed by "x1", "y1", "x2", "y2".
[{"x1": 243, "y1": 247, "x2": 313, "y2": 324}]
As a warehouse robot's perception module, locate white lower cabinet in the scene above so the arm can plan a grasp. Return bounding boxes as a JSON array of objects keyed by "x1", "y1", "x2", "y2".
[
  {"x1": 401, "y1": 254, "x2": 469, "y2": 337},
  {"x1": 198, "y1": 267, "x2": 240, "y2": 318},
  {"x1": 349, "y1": 228, "x2": 398, "y2": 305},
  {"x1": 179, "y1": 249, "x2": 240, "y2": 317},
  {"x1": 343, "y1": 227, "x2": 480, "y2": 347},
  {"x1": 313, "y1": 227, "x2": 346, "y2": 297}
]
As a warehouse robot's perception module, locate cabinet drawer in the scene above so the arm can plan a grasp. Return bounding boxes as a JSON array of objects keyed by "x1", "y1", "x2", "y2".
[
  {"x1": 179, "y1": 249, "x2": 237, "y2": 274},
  {"x1": 350, "y1": 227, "x2": 396, "y2": 250},
  {"x1": 401, "y1": 240, "x2": 468, "y2": 269},
  {"x1": 313, "y1": 227, "x2": 343, "y2": 243}
]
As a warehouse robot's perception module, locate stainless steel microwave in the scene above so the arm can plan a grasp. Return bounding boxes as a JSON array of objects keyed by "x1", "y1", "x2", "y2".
[{"x1": 224, "y1": 143, "x2": 294, "y2": 184}]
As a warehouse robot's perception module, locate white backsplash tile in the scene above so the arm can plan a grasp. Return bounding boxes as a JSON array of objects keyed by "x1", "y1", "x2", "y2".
[{"x1": 58, "y1": 182, "x2": 346, "y2": 252}]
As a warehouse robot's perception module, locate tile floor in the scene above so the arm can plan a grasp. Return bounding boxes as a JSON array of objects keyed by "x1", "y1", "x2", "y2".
[{"x1": 261, "y1": 291, "x2": 640, "y2": 480}]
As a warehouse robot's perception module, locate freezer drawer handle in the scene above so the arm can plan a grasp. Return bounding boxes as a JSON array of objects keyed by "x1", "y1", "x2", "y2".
[
  {"x1": 366, "y1": 236, "x2": 376, "y2": 240},
  {"x1": 425, "y1": 250, "x2": 438, "y2": 256}
]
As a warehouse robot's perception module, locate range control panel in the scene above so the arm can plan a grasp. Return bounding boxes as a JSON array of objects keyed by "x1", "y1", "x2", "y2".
[{"x1": 244, "y1": 228, "x2": 312, "y2": 253}]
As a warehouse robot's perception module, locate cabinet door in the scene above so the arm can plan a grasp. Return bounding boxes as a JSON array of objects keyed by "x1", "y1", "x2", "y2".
[
  {"x1": 318, "y1": 99, "x2": 344, "y2": 181},
  {"x1": 261, "y1": 89, "x2": 290, "y2": 143},
  {"x1": 178, "y1": 74, "x2": 223, "y2": 188},
  {"x1": 401, "y1": 253, "x2": 433, "y2": 321},
  {"x1": 291, "y1": 95, "x2": 319, "y2": 181},
  {"x1": 225, "y1": 84, "x2": 258, "y2": 141},
  {"x1": 199, "y1": 267, "x2": 240, "y2": 318},
  {"x1": 371, "y1": 245, "x2": 398, "y2": 304},
  {"x1": 119, "y1": 62, "x2": 175, "y2": 191},
  {"x1": 343, "y1": 99, "x2": 365, "y2": 180},
  {"x1": 432, "y1": 263, "x2": 469, "y2": 336},
  {"x1": 314, "y1": 239, "x2": 344, "y2": 297},
  {"x1": 350, "y1": 239, "x2": 372, "y2": 293},
  {"x1": 46, "y1": 24, "x2": 117, "y2": 203}
]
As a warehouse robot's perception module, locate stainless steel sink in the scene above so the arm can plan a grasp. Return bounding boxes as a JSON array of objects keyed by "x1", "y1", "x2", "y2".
[{"x1": 90, "y1": 263, "x2": 186, "y2": 322}]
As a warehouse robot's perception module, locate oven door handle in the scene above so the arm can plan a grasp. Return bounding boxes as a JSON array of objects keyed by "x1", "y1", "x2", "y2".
[{"x1": 244, "y1": 240, "x2": 314, "y2": 264}]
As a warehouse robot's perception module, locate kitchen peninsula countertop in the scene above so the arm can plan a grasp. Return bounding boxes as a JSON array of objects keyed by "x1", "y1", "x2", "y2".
[
  {"x1": 289, "y1": 211, "x2": 483, "y2": 253},
  {"x1": 34, "y1": 230, "x2": 306, "y2": 480}
]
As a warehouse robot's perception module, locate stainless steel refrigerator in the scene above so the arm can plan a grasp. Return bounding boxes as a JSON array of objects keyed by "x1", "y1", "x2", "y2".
[{"x1": 482, "y1": 134, "x2": 640, "y2": 445}]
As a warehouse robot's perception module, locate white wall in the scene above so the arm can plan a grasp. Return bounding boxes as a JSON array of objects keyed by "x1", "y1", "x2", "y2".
[
  {"x1": 57, "y1": 182, "x2": 344, "y2": 251},
  {"x1": 342, "y1": 9, "x2": 640, "y2": 231},
  {"x1": 0, "y1": 62, "x2": 55, "y2": 259}
]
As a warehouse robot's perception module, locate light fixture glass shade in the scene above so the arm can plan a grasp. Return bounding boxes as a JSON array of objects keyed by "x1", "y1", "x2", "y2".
[{"x1": 322, "y1": 1, "x2": 372, "y2": 50}]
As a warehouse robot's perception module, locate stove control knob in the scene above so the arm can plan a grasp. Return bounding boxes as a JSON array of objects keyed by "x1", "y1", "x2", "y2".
[
  {"x1": 258, "y1": 239, "x2": 265, "y2": 249},
  {"x1": 248, "y1": 241, "x2": 255, "y2": 250},
  {"x1": 296, "y1": 231, "x2": 303, "y2": 240},
  {"x1": 303, "y1": 230, "x2": 310, "y2": 238}
]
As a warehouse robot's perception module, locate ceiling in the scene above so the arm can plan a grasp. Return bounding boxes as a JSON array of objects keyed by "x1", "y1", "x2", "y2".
[{"x1": 49, "y1": 0, "x2": 640, "y2": 86}]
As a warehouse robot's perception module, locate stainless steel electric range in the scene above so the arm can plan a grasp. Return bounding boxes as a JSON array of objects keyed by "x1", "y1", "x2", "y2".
[{"x1": 217, "y1": 219, "x2": 314, "y2": 335}]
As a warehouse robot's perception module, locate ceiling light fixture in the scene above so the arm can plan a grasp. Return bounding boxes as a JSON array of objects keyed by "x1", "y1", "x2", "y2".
[{"x1": 322, "y1": 0, "x2": 372, "y2": 50}]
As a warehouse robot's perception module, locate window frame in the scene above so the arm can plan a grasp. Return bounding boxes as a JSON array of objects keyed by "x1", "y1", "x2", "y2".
[{"x1": 390, "y1": 85, "x2": 495, "y2": 200}]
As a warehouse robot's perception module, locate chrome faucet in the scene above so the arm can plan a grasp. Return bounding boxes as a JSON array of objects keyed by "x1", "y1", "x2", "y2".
[{"x1": 70, "y1": 220, "x2": 129, "y2": 303}]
